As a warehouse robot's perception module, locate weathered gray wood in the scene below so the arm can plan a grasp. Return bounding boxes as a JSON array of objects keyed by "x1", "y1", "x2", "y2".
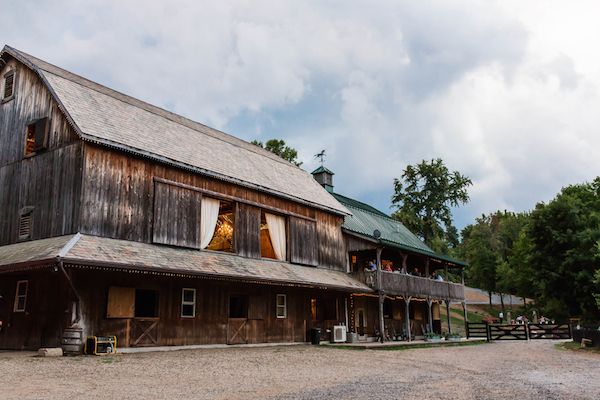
[
  {"x1": 289, "y1": 217, "x2": 318, "y2": 266},
  {"x1": 316, "y1": 211, "x2": 346, "y2": 270},
  {"x1": 235, "y1": 203, "x2": 261, "y2": 258},
  {"x1": 152, "y1": 181, "x2": 202, "y2": 249}
]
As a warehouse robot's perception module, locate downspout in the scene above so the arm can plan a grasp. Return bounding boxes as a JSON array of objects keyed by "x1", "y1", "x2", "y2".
[{"x1": 57, "y1": 258, "x2": 82, "y2": 325}]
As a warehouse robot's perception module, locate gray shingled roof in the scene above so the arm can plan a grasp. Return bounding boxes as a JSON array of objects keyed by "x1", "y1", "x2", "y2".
[
  {"x1": 0, "y1": 234, "x2": 371, "y2": 292},
  {"x1": 1, "y1": 45, "x2": 348, "y2": 215}
]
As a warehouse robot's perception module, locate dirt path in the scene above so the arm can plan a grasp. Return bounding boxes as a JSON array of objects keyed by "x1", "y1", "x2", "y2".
[{"x1": 1, "y1": 341, "x2": 598, "y2": 399}]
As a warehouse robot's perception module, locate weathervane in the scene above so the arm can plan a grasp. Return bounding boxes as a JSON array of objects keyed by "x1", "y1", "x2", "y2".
[{"x1": 314, "y1": 149, "x2": 326, "y2": 166}]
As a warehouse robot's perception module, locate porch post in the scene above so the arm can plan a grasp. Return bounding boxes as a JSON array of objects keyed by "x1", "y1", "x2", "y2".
[
  {"x1": 425, "y1": 258, "x2": 430, "y2": 278},
  {"x1": 462, "y1": 301, "x2": 468, "y2": 334},
  {"x1": 376, "y1": 247, "x2": 385, "y2": 342},
  {"x1": 401, "y1": 253, "x2": 408, "y2": 274},
  {"x1": 445, "y1": 299, "x2": 452, "y2": 334},
  {"x1": 444, "y1": 263, "x2": 449, "y2": 281},
  {"x1": 427, "y1": 298, "x2": 433, "y2": 333},
  {"x1": 405, "y1": 296, "x2": 412, "y2": 341}
]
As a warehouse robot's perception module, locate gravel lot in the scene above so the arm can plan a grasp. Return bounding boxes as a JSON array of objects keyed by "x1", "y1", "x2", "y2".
[{"x1": 1, "y1": 340, "x2": 598, "y2": 400}]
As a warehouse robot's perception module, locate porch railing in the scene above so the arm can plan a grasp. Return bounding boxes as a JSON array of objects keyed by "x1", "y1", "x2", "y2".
[{"x1": 355, "y1": 270, "x2": 465, "y2": 301}]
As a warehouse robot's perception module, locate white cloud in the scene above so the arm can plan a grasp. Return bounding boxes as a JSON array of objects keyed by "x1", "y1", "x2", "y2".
[{"x1": 3, "y1": 0, "x2": 600, "y2": 226}]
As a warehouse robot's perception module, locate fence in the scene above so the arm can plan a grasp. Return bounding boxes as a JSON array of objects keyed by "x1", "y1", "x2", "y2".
[{"x1": 466, "y1": 322, "x2": 572, "y2": 341}]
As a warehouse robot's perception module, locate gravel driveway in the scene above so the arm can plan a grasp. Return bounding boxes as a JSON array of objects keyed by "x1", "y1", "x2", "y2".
[{"x1": 1, "y1": 340, "x2": 598, "y2": 399}]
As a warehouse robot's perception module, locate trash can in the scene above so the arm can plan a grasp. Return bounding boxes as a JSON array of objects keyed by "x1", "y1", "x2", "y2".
[{"x1": 310, "y1": 328, "x2": 321, "y2": 345}]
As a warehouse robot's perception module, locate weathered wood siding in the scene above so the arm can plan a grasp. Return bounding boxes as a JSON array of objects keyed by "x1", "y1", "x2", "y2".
[
  {"x1": 80, "y1": 145, "x2": 346, "y2": 270},
  {"x1": 316, "y1": 211, "x2": 347, "y2": 270},
  {"x1": 289, "y1": 217, "x2": 318, "y2": 266},
  {"x1": 0, "y1": 58, "x2": 82, "y2": 245},
  {"x1": 152, "y1": 181, "x2": 202, "y2": 248},
  {"x1": 0, "y1": 269, "x2": 71, "y2": 350},
  {"x1": 235, "y1": 203, "x2": 261, "y2": 258},
  {"x1": 72, "y1": 269, "x2": 348, "y2": 347}
]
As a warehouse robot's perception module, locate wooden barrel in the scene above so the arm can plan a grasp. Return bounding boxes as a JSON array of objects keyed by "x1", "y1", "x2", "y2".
[{"x1": 61, "y1": 327, "x2": 83, "y2": 355}]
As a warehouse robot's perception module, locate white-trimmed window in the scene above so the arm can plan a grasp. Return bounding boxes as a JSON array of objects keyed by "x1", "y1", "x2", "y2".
[
  {"x1": 13, "y1": 280, "x2": 28, "y2": 312},
  {"x1": 181, "y1": 288, "x2": 196, "y2": 318},
  {"x1": 276, "y1": 294, "x2": 287, "y2": 319}
]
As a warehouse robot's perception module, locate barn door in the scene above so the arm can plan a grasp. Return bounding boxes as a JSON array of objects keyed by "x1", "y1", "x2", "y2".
[{"x1": 227, "y1": 295, "x2": 248, "y2": 345}]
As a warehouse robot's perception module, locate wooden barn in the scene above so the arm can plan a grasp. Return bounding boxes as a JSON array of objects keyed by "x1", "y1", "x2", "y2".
[
  {"x1": 0, "y1": 45, "x2": 466, "y2": 352},
  {"x1": 0, "y1": 46, "x2": 368, "y2": 350}
]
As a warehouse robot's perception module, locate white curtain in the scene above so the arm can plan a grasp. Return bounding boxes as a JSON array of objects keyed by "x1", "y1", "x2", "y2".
[
  {"x1": 266, "y1": 213, "x2": 286, "y2": 261},
  {"x1": 199, "y1": 197, "x2": 220, "y2": 249}
]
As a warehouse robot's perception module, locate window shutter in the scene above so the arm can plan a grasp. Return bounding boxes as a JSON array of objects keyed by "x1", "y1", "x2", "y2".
[
  {"x1": 289, "y1": 217, "x2": 318, "y2": 266},
  {"x1": 33, "y1": 118, "x2": 49, "y2": 152},
  {"x1": 3, "y1": 72, "x2": 14, "y2": 99}
]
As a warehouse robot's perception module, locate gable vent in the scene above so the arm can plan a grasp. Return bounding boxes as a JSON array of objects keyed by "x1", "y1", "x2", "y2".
[
  {"x1": 4, "y1": 72, "x2": 15, "y2": 99},
  {"x1": 18, "y1": 211, "x2": 33, "y2": 240}
]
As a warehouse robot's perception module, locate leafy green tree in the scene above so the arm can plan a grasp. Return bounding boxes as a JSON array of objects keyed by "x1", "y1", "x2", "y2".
[
  {"x1": 391, "y1": 158, "x2": 472, "y2": 253},
  {"x1": 251, "y1": 139, "x2": 302, "y2": 167},
  {"x1": 458, "y1": 211, "x2": 529, "y2": 311},
  {"x1": 593, "y1": 242, "x2": 600, "y2": 310},
  {"x1": 525, "y1": 178, "x2": 600, "y2": 320}
]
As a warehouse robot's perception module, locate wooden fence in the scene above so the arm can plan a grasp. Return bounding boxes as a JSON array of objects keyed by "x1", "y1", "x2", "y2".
[{"x1": 466, "y1": 322, "x2": 572, "y2": 341}]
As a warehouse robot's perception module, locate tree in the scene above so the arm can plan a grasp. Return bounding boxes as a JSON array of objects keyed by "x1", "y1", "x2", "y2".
[
  {"x1": 592, "y1": 242, "x2": 600, "y2": 310},
  {"x1": 391, "y1": 158, "x2": 472, "y2": 253},
  {"x1": 251, "y1": 139, "x2": 302, "y2": 167},
  {"x1": 525, "y1": 178, "x2": 600, "y2": 320},
  {"x1": 458, "y1": 211, "x2": 530, "y2": 311}
]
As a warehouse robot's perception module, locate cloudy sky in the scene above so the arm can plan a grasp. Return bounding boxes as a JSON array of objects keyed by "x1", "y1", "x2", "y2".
[{"x1": 3, "y1": 0, "x2": 600, "y2": 228}]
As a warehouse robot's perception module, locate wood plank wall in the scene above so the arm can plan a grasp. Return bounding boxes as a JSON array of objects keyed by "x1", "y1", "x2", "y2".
[
  {"x1": 73, "y1": 269, "x2": 348, "y2": 347},
  {"x1": 152, "y1": 181, "x2": 202, "y2": 248},
  {"x1": 81, "y1": 145, "x2": 347, "y2": 270},
  {"x1": 0, "y1": 58, "x2": 82, "y2": 245},
  {"x1": 289, "y1": 217, "x2": 318, "y2": 266}
]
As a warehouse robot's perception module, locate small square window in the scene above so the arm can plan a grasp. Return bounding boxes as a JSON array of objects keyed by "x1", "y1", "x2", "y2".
[
  {"x1": 24, "y1": 118, "x2": 49, "y2": 157},
  {"x1": 3, "y1": 71, "x2": 15, "y2": 101},
  {"x1": 181, "y1": 288, "x2": 196, "y2": 318},
  {"x1": 276, "y1": 294, "x2": 287, "y2": 319},
  {"x1": 14, "y1": 280, "x2": 28, "y2": 312}
]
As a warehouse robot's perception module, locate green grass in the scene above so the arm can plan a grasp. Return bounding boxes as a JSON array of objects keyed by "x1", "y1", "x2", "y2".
[
  {"x1": 555, "y1": 341, "x2": 600, "y2": 354},
  {"x1": 324, "y1": 340, "x2": 487, "y2": 351}
]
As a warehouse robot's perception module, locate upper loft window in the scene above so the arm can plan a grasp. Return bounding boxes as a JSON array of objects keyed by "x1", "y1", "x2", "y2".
[
  {"x1": 204, "y1": 199, "x2": 235, "y2": 252},
  {"x1": 260, "y1": 211, "x2": 286, "y2": 260},
  {"x1": 2, "y1": 70, "x2": 16, "y2": 102},
  {"x1": 24, "y1": 118, "x2": 49, "y2": 157}
]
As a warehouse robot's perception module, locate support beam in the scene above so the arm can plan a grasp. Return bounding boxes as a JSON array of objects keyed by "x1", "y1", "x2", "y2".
[
  {"x1": 400, "y1": 252, "x2": 408, "y2": 274},
  {"x1": 444, "y1": 263, "x2": 449, "y2": 281},
  {"x1": 376, "y1": 247, "x2": 385, "y2": 342},
  {"x1": 462, "y1": 301, "x2": 468, "y2": 335},
  {"x1": 445, "y1": 300, "x2": 452, "y2": 334},
  {"x1": 405, "y1": 296, "x2": 412, "y2": 342},
  {"x1": 425, "y1": 258, "x2": 430, "y2": 278},
  {"x1": 427, "y1": 298, "x2": 433, "y2": 333}
]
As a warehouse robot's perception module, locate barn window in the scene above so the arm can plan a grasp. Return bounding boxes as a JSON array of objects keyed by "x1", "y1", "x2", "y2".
[
  {"x1": 181, "y1": 288, "x2": 196, "y2": 318},
  {"x1": 205, "y1": 199, "x2": 235, "y2": 252},
  {"x1": 13, "y1": 280, "x2": 28, "y2": 312},
  {"x1": 276, "y1": 294, "x2": 287, "y2": 319},
  {"x1": 260, "y1": 211, "x2": 286, "y2": 260},
  {"x1": 3, "y1": 70, "x2": 15, "y2": 101},
  {"x1": 18, "y1": 208, "x2": 33, "y2": 241},
  {"x1": 135, "y1": 289, "x2": 159, "y2": 318},
  {"x1": 24, "y1": 118, "x2": 49, "y2": 157},
  {"x1": 229, "y1": 295, "x2": 248, "y2": 318}
]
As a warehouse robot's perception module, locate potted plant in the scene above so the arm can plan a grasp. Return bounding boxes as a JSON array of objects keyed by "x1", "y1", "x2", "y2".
[
  {"x1": 445, "y1": 332, "x2": 462, "y2": 342},
  {"x1": 424, "y1": 332, "x2": 442, "y2": 343}
]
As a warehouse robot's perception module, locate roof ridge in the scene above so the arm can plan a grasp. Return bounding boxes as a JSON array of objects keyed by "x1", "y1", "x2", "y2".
[{"x1": 2, "y1": 45, "x2": 297, "y2": 168}]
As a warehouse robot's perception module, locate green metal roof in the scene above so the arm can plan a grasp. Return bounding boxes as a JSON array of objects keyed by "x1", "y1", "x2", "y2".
[
  {"x1": 311, "y1": 166, "x2": 335, "y2": 175},
  {"x1": 332, "y1": 192, "x2": 467, "y2": 267}
]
